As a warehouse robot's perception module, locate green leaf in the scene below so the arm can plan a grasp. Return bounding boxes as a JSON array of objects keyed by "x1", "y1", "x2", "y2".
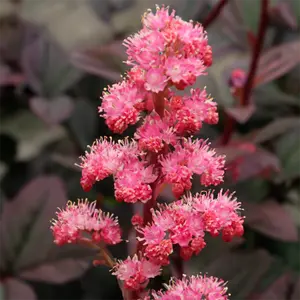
[
  {"x1": 239, "y1": 0, "x2": 279, "y2": 33},
  {"x1": 240, "y1": 0, "x2": 261, "y2": 33},
  {"x1": 275, "y1": 129, "x2": 300, "y2": 180},
  {"x1": 290, "y1": 0, "x2": 300, "y2": 25}
]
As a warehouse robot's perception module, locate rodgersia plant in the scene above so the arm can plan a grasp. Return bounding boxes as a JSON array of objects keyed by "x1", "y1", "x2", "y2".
[{"x1": 51, "y1": 5, "x2": 244, "y2": 300}]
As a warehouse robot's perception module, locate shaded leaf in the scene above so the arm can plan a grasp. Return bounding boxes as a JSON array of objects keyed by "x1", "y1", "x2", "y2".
[
  {"x1": 290, "y1": 0, "x2": 300, "y2": 25},
  {"x1": 29, "y1": 96, "x2": 74, "y2": 125},
  {"x1": 213, "y1": 0, "x2": 248, "y2": 50},
  {"x1": 0, "y1": 110, "x2": 67, "y2": 161},
  {"x1": 253, "y1": 273, "x2": 291, "y2": 300},
  {"x1": 173, "y1": 0, "x2": 208, "y2": 20},
  {"x1": 226, "y1": 104, "x2": 256, "y2": 123},
  {"x1": 237, "y1": 148, "x2": 280, "y2": 181},
  {"x1": 0, "y1": 63, "x2": 25, "y2": 87},
  {"x1": 19, "y1": 258, "x2": 89, "y2": 284},
  {"x1": 68, "y1": 99, "x2": 98, "y2": 150},
  {"x1": 70, "y1": 41, "x2": 125, "y2": 82},
  {"x1": 21, "y1": 31, "x2": 82, "y2": 97},
  {"x1": 2, "y1": 278, "x2": 36, "y2": 300},
  {"x1": 82, "y1": 266, "x2": 123, "y2": 300},
  {"x1": 254, "y1": 117, "x2": 300, "y2": 144},
  {"x1": 275, "y1": 129, "x2": 300, "y2": 180},
  {"x1": 269, "y1": 1, "x2": 298, "y2": 29},
  {"x1": 186, "y1": 235, "x2": 245, "y2": 275},
  {"x1": 20, "y1": 0, "x2": 113, "y2": 52},
  {"x1": 0, "y1": 176, "x2": 67, "y2": 270},
  {"x1": 239, "y1": 0, "x2": 261, "y2": 33},
  {"x1": 204, "y1": 250, "x2": 273, "y2": 299},
  {"x1": 247, "y1": 257, "x2": 289, "y2": 299},
  {"x1": 256, "y1": 40, "x2": 300, "y2": 86},
  {"x1": 93, "y1": 0, "x2": 119, "y2": 20},
  {"x1": 244, "y1": 200, "x2": 299, "y2": 241},
  {"x1": 216, "y1": 142, "x2": 256, "y2": 163},
  {"x1": 233, "y1": 178, "x2": 269, "y2": 204},
  {"x1": 254, "y1": 83, "x2": 300, "y2": 107},
  {"x1": 291, "y1": 278, "x2": 300, "y2": 300}
]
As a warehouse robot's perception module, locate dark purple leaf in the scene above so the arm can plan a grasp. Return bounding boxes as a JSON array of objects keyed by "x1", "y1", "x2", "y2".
[
  {"x1": 214, "y1": 0, "x2": 249, "y2": 49},
  {"x1": 269, "y1": 2, "x2": 298, "y2": 29},
  {"x1": 0, "y1": 16, "x2": 23, "y2": 62},
  {"x1": 226, "y1": 104, "x2": 256, "y2": 123},
  {"x1": 203, "y1": 250, "x2": 273, "y2": 298},
  {"x1": 237, "y1": 148, "x2": 280, "y2": 181},
  {"x1": 71, "y1": 50, "x2": 122, "y2": 82},
  {"x1": 253, "y1": 273, "x2": 291, "y2": 300},
  {"x1": 19, "y1": 258, "x2": 89, "y2": 284},
  {"x1": 21, "y1": 32, "x2": 82, "y2": 96},
  {"x1": 174, "y1": 0, "x2": 209, "y2": 21},
  {"x1": 244, "y1": 200, "x2": 299, "y2": 241},
  {"x1": 255, "y1": 40, "x2": 300, "y2": 86},
  {"x1": 71, "y1": 40, "x2": 126, "y2": 82},
  {"x1": 2, "y1": 278, "x2": 36, "y2": 300},
  {"x1": 108, "y1": 0, "x2": 134, "y2": 10},
  {"x1": 0, "y1": 63, "x2": 10, "y2": 85},
  {"x1": 68, "y1": 99, "x2": 98, "y2": 150},
  {"x1": 0, "y1": 176, "x2": 67, "y2": 270},
  {"x1": 254, "y1": 117, "x2": 300, "y2": 143},
  {"x1": 216, "y1": 142, "x2": 256, "y2": 163},
  {"x1": 291, "y1": 278, "x2": 300, "y2": 300},
  {"x1": 0, "y1": 176, "x2": 91, "y2": 283},
  {"x1": 29, "y1": 96, "x2": 74, "y2": 125}
]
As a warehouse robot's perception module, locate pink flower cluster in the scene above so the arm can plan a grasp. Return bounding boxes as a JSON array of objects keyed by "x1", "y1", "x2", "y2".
[
  {"x1": 99, "y1": 5, "x2": 215, "y2": 135},
  {"x1": 51, "y1": 199, "x2": 121, "y2": 246},
  {"x1": 79, "y1": 138, "x2": 157, "y2": 203},
  {"x1": 149, "y1": 275, "x2": 229, "y2": 300},
  {"x1": 51, "y1": 5, "x2": 243, "y2": 300},
  {"x1": 138, "y1": 190, "x2": 244, "y2": 264},
  {"x1": 112, "y1": 255, "x2": 161, "y2": 291},
  {"x1": 159, "y1": 138, "x2": 225, "y2": 198}
]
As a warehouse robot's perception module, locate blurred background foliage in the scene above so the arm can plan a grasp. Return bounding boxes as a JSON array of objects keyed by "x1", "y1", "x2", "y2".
[{"x1": 0, "y1": 0, "x2": 299, "y2": 299}]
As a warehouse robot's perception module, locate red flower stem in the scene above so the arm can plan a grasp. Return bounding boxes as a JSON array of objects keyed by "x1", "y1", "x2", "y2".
[
  {"x1": 136, "y1": 92, "x2": 166, "y2": 255},
  {"x1": 153, "y1": 91, "x2": 166, "y2": 118},
  {"x1": 202, "y1": 0, "x2": 229, "y2": 28},
  {"x1": 221, "y1": 113, "x2": 236, "y2": 145},
  {"x1": 221, "y1": 0, "x2": 269, "y2": 145},
  {"x1": 142, "y1": 92, "x2": 165, "y2": 225},
  {"x1": 242, "y1": 0, "x2": 269, "y2": 106},
  {"x1": 143, "y1": 182, "x2": 158, "y2": 225},
  {"x1": 78, "y1": 238, "x2": 115, "y2": 267}
]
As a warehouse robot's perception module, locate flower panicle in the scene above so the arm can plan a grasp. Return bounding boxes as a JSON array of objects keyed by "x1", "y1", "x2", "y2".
[
  {"x1": 51, "y1": 199, "x2": 122, "y2": 246},
  {"x1": 50, "y1": 4, "x2": 245, "y2": 298},
  {"x1": 150, "y1": 274, "x2": 229, "y2": 300}
]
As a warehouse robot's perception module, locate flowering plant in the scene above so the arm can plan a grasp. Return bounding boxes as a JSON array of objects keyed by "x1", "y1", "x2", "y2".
[{"x1": 51, "y1": 6, "x2": 244, "y2": 299}]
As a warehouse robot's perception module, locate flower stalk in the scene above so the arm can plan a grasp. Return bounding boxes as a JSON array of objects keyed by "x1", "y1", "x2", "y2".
[{"x1": 50, "y1": 5, "x2": 245, "y2": 299}]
